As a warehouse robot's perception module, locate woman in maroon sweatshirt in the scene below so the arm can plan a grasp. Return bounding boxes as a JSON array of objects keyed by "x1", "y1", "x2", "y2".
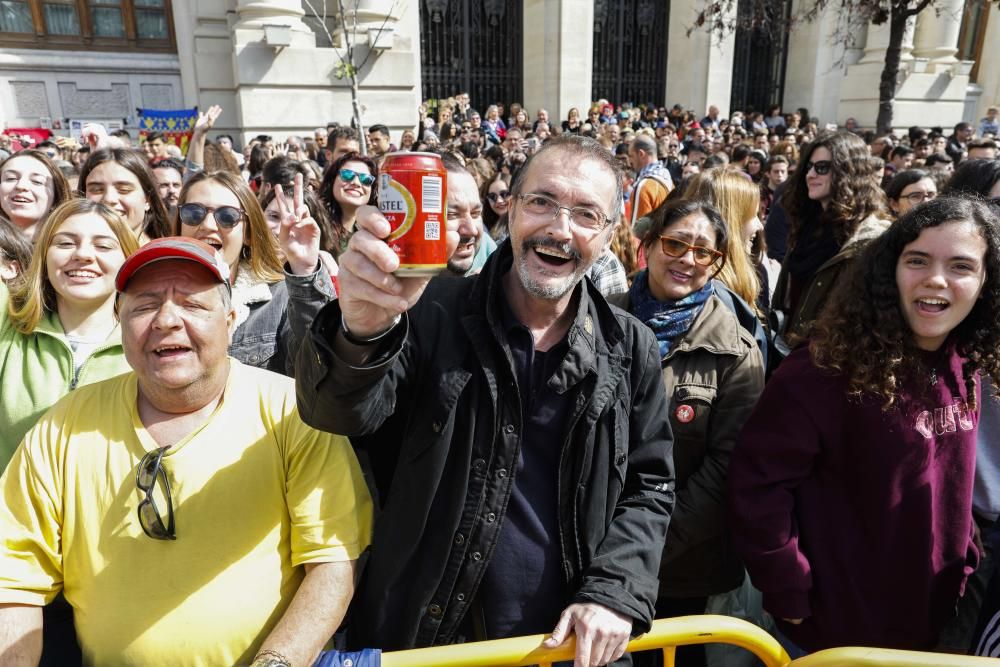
[{"x1": 729, "y1": 196, "x2": 1000, "y2": 653}]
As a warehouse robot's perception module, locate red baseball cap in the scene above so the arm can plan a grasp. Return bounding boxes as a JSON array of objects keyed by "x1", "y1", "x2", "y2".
[{"x1": 116, "y1": 236, "x2": 231, "y2": 292}]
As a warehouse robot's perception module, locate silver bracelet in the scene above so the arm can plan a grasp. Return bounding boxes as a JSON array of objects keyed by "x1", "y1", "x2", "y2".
[{"x1": 340, "y1": 313, "x2": 401, "y2": 346}]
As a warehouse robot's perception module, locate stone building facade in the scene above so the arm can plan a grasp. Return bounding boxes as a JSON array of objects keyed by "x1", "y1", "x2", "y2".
[{"x1": 0, "y1": 0, "x2": 995, "y2": 145}]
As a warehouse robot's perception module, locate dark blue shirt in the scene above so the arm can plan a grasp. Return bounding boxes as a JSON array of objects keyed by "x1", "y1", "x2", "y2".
[{"x1": 478, "y1": 292, "x2": 572, "y2": 639}]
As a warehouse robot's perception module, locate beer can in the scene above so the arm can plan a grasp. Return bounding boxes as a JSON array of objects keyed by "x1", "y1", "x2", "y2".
[{"x1": 378, "y1": 152, "x2": 448, "y2": 276}]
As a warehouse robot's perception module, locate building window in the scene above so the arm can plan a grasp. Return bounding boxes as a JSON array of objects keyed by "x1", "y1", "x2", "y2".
[
  {"x1": 0, "y1": 1, "x2": 34, "y2": 33},
  {"x1": 957, "y1": 2, "x2": 989, "y2": 82},
  {"x1": 45, "y1": 0, "x2": 81, "y2": 35},
  {"x1": 0, "y1": 0, "x2": 173, "y2": 50}
]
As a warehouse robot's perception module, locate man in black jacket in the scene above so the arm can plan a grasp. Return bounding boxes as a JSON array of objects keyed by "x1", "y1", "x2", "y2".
[{"x1": 296, "y1": 135, "x2": 674, "y2": 666}]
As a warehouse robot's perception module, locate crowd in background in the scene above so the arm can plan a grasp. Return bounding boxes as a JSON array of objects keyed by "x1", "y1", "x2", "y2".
[{"x1": 1, "y1": 88, "x2": 1000, "y2": 666}]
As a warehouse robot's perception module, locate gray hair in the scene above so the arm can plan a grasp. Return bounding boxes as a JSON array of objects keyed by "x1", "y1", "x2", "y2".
[
  {"x1": 631, "y1": 133, "x2": 657, "y2": 156},
  {"x1": 509, "y1": 134, "x2": 624, "y2": 222}
]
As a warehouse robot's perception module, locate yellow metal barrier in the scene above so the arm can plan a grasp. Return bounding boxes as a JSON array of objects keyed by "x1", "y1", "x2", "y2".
[
  {"x1": 380, "y1": 615, "x2": 791, "y2": 667},
  {"x1": 788, "y1": 647, "x2": 1000, "y2": 666}
]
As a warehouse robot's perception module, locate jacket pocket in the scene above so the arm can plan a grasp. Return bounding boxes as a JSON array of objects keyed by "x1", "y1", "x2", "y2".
[
  {"x1": 402, "y1": 367, "x2": 473, "y2": 464},
  {"x1": 228, "y1": 333, "x2": 278, "y2": 368},
  {"x1": 671, "y1": 384, "x2": 716, "y2": 484}
]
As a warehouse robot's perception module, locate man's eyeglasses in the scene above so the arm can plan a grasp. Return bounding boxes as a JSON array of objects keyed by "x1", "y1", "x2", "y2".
[
  {"x1": 902, "y1": 191, "x2": 936, "y2": 205},
  {"x1": 135, "y1": 447, "x2": 175, "y2": 540},
  {"x1": 804, "y1": 160, "x2": 832, "y2": 175},
  {"x1": 517, "y1": 193, "x2": 611, "y2": 232},
  {"x1": 658, "y1": 236, "x2": 725, "y2": 267},
  {"x1": 339, "y1": 168, "x2": 375, "y2": 187},
  {"x1": 178, "y1": 203, "x2": 245, "y2": 228},
  {"x1": 486, "y1": 190, "x2": 510, "y2": 203}
]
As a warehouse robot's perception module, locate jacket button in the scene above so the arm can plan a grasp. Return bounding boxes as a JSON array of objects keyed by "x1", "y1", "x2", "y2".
[
  {"x1": 427, "y1": 603, "x2": 443, "y2": 617},
  {"x1": 250, "y1": 354, "x2": 259, "y2": 363},
  {"x1": 496, "y1": 468, "x2": 507, "y2": 479},
  {"x1": 616, "y1": 453, "x2": 626, "y2": 465},
  {"x1": 486, "y1": 512, "x2": 496, "y2": 523},
  {"x1": 471, "y1": 551, "x2": 482, "y2": 561},
  {"x1": 454, "y1": 533, "x2": 465, "y2": 545},
  {"x1": 432, "y1": 421, "x2": 442, "y2": 433},
  {"x1": 472, "y1": 458, "x2": 486, "y2": 471},
  {"x1": 504, "y1": 424, "x2": 515, "y2": 434},
  {"x1": 456, "y1": 593, "x2": 466, "y2": 602}
]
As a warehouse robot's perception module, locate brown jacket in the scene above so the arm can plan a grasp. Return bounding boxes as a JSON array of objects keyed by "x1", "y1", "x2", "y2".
[
  {"x1": 609, "y1": 291, "x2": 765, "y2": 597},
  {"x1": 771, "y1": 214, "x2": 891, "y2": 343}
]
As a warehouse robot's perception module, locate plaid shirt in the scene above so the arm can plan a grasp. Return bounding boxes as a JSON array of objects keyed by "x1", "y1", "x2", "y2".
[{"x1": 587, "y1": 250, "x2": 629, "y2": 297}]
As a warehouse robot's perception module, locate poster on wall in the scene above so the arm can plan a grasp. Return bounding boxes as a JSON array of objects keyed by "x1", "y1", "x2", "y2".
[{"x1": 69, "y1": 119, "x2": 125, "y2": 141}]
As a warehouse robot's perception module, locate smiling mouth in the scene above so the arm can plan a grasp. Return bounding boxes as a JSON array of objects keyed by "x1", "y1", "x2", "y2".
[
  {"x1": 916, "y1": 298, "x2": 949, "y2": 313},
  {"x1": 153, "y1": 345, "x2": 192, "y2": 357},
  {"x1": 66, "y1": 270, "x2": 101, "y2": 279},
  {"x1": 532, "y1": 245, "x2": 574, "y2": 267},
  {"x1": 200, "y1": 238, "x2": 223, "y2": 251}
]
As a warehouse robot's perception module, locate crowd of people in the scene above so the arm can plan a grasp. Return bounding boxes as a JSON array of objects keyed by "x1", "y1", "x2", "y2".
[{"x1": 0, "y1": 91, "x2": 999, "y2": 667}]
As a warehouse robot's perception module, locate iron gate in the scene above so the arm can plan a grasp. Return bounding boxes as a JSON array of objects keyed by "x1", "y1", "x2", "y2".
[
  {"x1": 729, "y1": 0, "x2": 793, "y2": 113},
  {"x1": 592, "y1": 0, "x2": 669, "y2": 106},
  {"x1": 420, "y1": 0, "x2": 523, "y2": 113}
]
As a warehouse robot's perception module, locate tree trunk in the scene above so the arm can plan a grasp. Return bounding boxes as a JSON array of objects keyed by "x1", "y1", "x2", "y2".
[
  {"x1": 876, "y1": 4, "x2": 909, "y2": 135},
  {"x1": 351, "y1": 76, "x2": 367, "y2": 155}
]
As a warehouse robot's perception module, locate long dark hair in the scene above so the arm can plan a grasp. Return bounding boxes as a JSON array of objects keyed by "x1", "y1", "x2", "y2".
[
  {"x1": 810, "y1": 196, "x2": 1000, "y2": 410},
  {"x1": 318, "y1": 151, "x2": 378, "y2": 251},
  {"x1": 942, "y1": 158, "x2": 1000, "y2": 198},
  {"x1": 480, "y1": 173, "x2": 510, "y2": 236},
  {"x1": 77, "y1": 148, "x2": 171, "y2": 239},
  {"x1": 781, "y1": 131, "x2": 887, "y2": 248}
]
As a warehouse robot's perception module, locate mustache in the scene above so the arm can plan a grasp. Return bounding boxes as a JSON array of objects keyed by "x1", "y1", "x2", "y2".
[
  {"x1": 521, "y1": 237, "x2": 581, "y2": 262},
  {"x1": 458, "y1": 235, "x2": 477, "y2": 245}
]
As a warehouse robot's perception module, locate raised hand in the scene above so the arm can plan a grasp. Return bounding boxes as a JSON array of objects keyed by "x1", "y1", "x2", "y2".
[
  {"x1": 336, "y1": 203, "x2": 460, "y2": 339},
  {"x1": 193, "y1": 105, "x2": 222, "y2": 136},
  {"x1": 274, "y1": 173, "x2": 321, "y2": 276}
]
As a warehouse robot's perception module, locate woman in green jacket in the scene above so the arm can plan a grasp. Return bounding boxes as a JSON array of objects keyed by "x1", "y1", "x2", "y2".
[
  {"x1": 0, "y1": 198, "x2": 139, "y2": 471},
  {"x1": 609, "y1": 199, "x2": 765, "y2": 667}
]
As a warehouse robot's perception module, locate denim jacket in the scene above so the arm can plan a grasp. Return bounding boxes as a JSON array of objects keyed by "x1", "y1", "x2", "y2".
[{"x1": 229, "y1": 263, "x2": 336, "y2": 377}]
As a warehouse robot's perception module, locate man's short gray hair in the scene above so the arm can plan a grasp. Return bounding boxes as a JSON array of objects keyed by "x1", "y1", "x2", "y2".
[
  {"x1": 631, "y1": 134, "x2": 657, "y2": 156},
  {"x1": 509, "y1": 134, "x2": 624, "y2": 222}
]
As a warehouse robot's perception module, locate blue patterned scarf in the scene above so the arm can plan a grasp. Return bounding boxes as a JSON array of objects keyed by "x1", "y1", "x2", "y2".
[{"x1": 629, "y1": 270, "x2": 714, "y2": 360}]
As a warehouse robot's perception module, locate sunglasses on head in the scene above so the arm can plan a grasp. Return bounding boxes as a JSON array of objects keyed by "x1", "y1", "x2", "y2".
[
  {"x1": 486, "y1": 190, "x2": 510, "y2": 203},
  {"x1": 339, "y1": 168, "x2": 375, "y2": 187},
  {"x1": 178, "y1": 203, "x2": 244, "y2": 228},
  {"x1": 136, "y1": 447, "x2": 175, "y2": 540},
  {"x1": 804, "y1": 160, "x2": 832, "y2": 175}
]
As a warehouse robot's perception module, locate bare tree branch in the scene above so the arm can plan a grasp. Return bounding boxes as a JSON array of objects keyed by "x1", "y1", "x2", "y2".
[{"x1": 357, "y1": 0, "x2": 400, "y2": 72}]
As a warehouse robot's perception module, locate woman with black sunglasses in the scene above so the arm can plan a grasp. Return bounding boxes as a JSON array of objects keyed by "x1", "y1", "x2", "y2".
[
  {"x1": 174, "y1": 170, "x2": 335, "y2": 377},
  {"x1": 481, "y1": 172, "x2": 511, "y2": 242},
  {"x1": 769, "y1": 131, "x2": 889, "y2": 356},
  {"x1": 317, "y1": 151, "x2": 379, "y2": 256},
  {"x1": 608, "y1": 199, "x2": 764, "y2": 667}
]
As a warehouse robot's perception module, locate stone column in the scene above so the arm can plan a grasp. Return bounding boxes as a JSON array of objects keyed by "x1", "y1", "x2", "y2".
[
  {"x1": 234, "y1": 0, "x2": 311, "y2": 32},
  {"x1": 522, "y1": 0, "x2": 594, "y2": 124},
  {"x1": 666, "y1": 0, "x2": 735, "y2": 115},
  {"x1": 859, "y1": 12, "x2": 916, "y2": 64},
  {"x1": 912, "y1": 0, "x2": 964, "y2": 70}
]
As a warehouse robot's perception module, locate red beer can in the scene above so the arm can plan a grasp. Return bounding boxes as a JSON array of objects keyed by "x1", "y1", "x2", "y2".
[{"x1": 379, "y1": 152, "x2": 448, "y2": 276}]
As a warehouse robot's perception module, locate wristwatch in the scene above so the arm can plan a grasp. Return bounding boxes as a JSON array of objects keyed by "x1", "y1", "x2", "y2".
[{"x1": 340, "y1": 313, "x2": 401, "y2": 346}]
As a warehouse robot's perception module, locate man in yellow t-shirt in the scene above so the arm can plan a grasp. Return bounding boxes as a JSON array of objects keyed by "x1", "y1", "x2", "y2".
[{"x1": 0, "y1": 237, "x2": 372, "y2": 667}]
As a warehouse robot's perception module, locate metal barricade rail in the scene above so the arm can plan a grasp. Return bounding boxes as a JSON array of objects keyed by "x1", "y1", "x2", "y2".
[
  {"x1": 380, "y1": 615, "x2": 791, "y2": 667},
  {"x1": 788, "y1": 647, "x2": 1000, "y2": 666}
]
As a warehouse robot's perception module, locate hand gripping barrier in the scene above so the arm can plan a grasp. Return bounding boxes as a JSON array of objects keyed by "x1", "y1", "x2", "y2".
[
  {"x1": 379, "y1": 615, "x2": 791, "y2": 667},
  {"x1": 787, "y1": 647, "x2": 1000, "y2": 666}
]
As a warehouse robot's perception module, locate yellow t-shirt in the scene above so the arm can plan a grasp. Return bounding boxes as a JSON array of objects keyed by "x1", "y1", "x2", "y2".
[{"x1": 0, "y1": 360, "x2": 372, "y2": 667}]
